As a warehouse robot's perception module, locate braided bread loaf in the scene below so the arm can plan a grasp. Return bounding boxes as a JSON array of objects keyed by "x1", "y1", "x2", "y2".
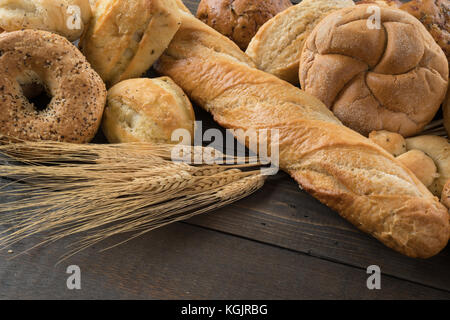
[{"x1": 155, "y1": 4, "x2": 449, "y2": 258}]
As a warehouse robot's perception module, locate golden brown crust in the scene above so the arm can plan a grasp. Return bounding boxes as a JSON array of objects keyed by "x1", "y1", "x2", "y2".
[
  {"x1": 397, "y1": 150, "x2": 439, "y2": 187},
  {"x1": 196, "y1": 0, "x2": 292, "y2": 50},
  {"x1": 400, "y1": 0, "x2": 450, "y2": 65},
  {"x1": 102, "y1": 77, "x2": 195, "y2": 144},
  {"x1": 299, "y1": 5, "x2": 449, "y2": 137},
  {"x1": 80, "y1": 0, "x2": 182, "y2": 87},
  {"x1": 0, "y1": 0, "x2": 92, "y2": 41},
  {"x1": 368, "y1": 130, "x2": 407, "y2": 156},
  {"x1": 155, "y1": 8, "x2": 450, "y2": 258},
  {"x1": 246, "y1": 0, "x2": 355, "y2": 85},
  {"x1": 0, "y1": 30, "x2": 106, "y2": 143},
  {"x1": 405, "y1": 135, "x2": 450, "y2": 197}
]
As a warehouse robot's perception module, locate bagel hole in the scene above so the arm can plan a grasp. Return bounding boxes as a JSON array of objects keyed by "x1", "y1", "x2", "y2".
[
  {"x1": 17, "y1": 71, "x2": 52, "y2": 112},
  {"x1": 26, "y1": 87, "x2": 52, "y2": 112}
]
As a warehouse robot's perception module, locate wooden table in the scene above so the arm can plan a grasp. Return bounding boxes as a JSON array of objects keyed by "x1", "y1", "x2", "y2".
[{"x1": 1, "y1": 0, "x2": 449, "y2": 300}]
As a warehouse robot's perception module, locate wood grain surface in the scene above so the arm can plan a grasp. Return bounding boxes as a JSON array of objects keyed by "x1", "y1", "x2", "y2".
[{"x1": 1, "y1": 0, "x2": 449, "y2": 300}]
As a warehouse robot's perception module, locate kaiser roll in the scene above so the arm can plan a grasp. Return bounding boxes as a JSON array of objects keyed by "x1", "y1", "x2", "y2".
[{"x1": 299, "y1": 4, "x2": 449, "y2": 137}]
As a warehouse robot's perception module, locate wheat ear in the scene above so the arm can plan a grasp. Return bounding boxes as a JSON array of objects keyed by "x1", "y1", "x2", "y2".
[{"x1": 0, "y1": 137, "x2": 266, "y2": 261}]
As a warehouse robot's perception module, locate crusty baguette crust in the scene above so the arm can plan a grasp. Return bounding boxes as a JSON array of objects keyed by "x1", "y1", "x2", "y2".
[{"x1": 155, "y1": 7, "x2": 449, "y2": 258}]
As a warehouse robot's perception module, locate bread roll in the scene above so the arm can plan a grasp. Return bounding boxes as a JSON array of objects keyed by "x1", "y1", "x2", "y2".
[
  {"x1": 102, "y1": 77, "x2": 195, "y2": 145},
  {"x1": 405, "y1": 135, "x2": 450, "y2": 197},
  {"x1": 400, "y1": 0, "x2": 450, "y2": 65},
  {"x1": 0, "y1": 0, "x2": 92, "y2": 41},
  {"x1": 197, "y1": 0, "x2": 292, "y2": 50},
  {"x1": 246, "y1": 0, "x2": 355, "y2": 85},
  {"x1": 155, "y1": 7, "x2": 449, "y2": 258},
  {"x1": 368, "y1": 130, "x2": 406, "y2": 156},
  {"x1": 397, "y1": 150, "x2": 439, "y2": 188},
  {"x1": 80, "y1": 0, "x2": 182, "y2": 86},
  {"x1": 299, "y1": 5, "x2": 449, "y2": 137}
]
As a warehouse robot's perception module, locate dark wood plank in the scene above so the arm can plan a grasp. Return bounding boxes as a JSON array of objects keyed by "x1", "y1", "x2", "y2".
[
  {"x1": 0, "y1": 223, "x2": 448, "y2": 299},
  {"x1": 184, "y1": 171, "x2": 450, "y2": 292}
]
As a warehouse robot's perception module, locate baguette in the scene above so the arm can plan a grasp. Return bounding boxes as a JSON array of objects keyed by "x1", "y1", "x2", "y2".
[{"x1": 155, "y1": 6, "x2": 449, "y2": 258}]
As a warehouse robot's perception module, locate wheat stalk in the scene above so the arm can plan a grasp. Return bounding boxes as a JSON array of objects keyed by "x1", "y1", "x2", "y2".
[{"x1": 0, "y1": 137, "x2": 266, "y2": 261}]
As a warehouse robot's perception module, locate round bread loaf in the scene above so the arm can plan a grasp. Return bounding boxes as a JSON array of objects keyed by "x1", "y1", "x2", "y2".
[
  {"x1": 102, "y1": 77, "x2": 195, "y2": 145},
  {"x1": 80, "y1": 0, "x2": 182, "y2": 87},
  {"x1": 368, "y1": 130, "x2": 406, "y2": 156},
  {"x1": 0, "y1": 0, "x2": 92, "y2": 41},
  {"x1": 0, "y1": 30, "x2": 106, "y2": 143},
  {"x1": 246, "y1": 0, "x2": 354, "y2": 85},
  {"x1": 197, "y1": 0, "x2": 292, "y2": 51},
  {"x1": 299, "y1": 4, "x2": 449, "y2": 137},
  {"x1": 405, "y1": 135, "x2": 450, "y2": 197}
]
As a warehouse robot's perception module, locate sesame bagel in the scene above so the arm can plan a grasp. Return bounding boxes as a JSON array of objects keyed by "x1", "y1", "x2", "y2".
[{"x1": 0, "y1": 30, "x2": 107, "y2": 143}]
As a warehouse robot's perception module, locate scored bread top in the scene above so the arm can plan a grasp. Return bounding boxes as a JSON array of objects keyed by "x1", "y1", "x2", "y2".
[
  {"x1": 299, "y1": 4, "x2": 449, "y2": 137},
  {"x1": 80, "y1": 0, "x2": 182, "y2": 87},
  {"x1": 246, "y1": 0, "x2": 355, "y2": 84}
]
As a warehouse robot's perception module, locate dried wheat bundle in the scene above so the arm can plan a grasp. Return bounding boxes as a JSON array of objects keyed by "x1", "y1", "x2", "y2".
[{"x1": 0, "y1": 137, "x2": 265, "y2": 261}]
